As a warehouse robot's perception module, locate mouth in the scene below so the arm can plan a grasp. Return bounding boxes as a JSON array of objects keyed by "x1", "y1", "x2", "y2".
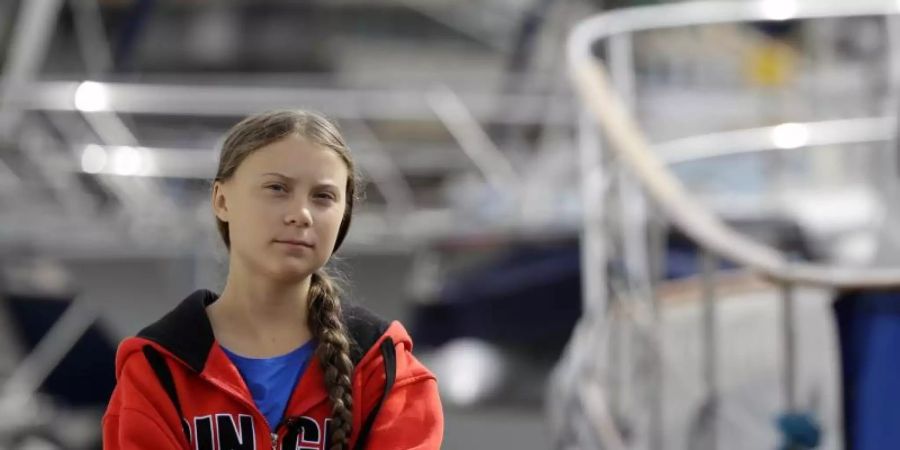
[{"x1": 274, "y1": 239, "x2": 315, "y2": 249}]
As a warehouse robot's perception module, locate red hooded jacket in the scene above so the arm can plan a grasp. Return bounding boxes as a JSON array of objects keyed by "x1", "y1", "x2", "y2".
[{"x1": 102, "y1": 289, "x2": 443, "y2": 449}]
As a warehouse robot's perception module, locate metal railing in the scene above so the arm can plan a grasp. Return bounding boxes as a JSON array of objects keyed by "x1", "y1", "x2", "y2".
[
  {"x1": 553, "y1": 1, "x2": 900, "y2": 449},
  {"x1": 571, "y1": 1, "x2": 900, "y2": 291}
]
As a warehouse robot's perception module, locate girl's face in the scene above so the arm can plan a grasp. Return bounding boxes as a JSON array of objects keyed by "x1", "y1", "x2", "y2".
[{"x1": 213, "y1": 135, "x2": 349, "y2": 282}]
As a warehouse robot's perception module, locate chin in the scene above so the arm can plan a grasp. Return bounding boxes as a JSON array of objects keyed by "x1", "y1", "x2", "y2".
[
  {"x1": 271, "y1": 254, "x2": 329, "y2": 281},
  {"x1": 266, "y1": 265, "x2": 315, "y2": 283}
]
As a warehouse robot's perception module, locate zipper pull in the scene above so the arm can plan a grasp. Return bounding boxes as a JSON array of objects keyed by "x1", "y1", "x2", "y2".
[{"x1": 271, "y1": 432, "x2": 278, "y2": 450}]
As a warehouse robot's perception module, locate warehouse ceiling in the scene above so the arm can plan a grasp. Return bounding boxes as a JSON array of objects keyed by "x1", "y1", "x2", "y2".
[{"x1": 0, "y1": 0, "x2": 584, "y2": 258}]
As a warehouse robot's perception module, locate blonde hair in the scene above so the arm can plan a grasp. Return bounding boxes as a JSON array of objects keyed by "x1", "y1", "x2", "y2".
[{"x1": 214, "y1": 110, "x2": 358, "y2": 449}]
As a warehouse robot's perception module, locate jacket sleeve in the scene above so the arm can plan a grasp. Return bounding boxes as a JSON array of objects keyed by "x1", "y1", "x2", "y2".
[
  {"x1": 361, "y1": 347, "x2": 444, "y2": 450},
  {"x1": 102, "y1": 353, "x2": 187, "y2": 450}
]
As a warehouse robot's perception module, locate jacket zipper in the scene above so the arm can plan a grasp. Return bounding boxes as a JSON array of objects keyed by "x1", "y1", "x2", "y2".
[
  {"x1": 202, "y1": 376, "x2": 288, "y2": 450},
  {"x1": 270, "y1": 417, "x2": 290, "y2": 450}
]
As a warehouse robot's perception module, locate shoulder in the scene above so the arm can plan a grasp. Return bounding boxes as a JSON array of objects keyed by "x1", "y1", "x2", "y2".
[
  {"x1": 341, "y1": 301, "x2": 391, "y2": 365},
  {"x1": 343, "y1": 305, "x2": 432, "y2": 384},
  {"x1": 107, "y1": 337, "x2": 180, "y2": 416},
  {"x1": 114, "y1": 336, "x2": 159, "y2": 380}
]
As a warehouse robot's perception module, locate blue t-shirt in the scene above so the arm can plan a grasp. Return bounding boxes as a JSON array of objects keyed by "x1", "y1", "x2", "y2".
[{"x1": 221, "y1": 340, "x2": 316, "y2": 428}]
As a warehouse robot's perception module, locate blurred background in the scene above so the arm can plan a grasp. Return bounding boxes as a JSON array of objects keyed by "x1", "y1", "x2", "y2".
[{"x1": 4, "y1": 0, "x2": 900, "y2": 449}]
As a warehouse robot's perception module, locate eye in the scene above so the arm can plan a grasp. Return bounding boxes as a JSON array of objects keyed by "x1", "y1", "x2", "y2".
[
  {"x1": 315, "y1": 191, "x2": 337, "y2": 202},
  {"x1": 265, "y1": 183, "x2": 288, "y2": 193}
]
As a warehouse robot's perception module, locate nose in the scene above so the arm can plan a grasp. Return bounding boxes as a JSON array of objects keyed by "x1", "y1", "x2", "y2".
[{"x1": 284, "y1": 203, "x2": 313, "y2": 227}]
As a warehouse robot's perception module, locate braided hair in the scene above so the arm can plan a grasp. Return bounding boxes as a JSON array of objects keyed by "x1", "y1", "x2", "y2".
[{"x1": 214, "y1": 110, "x2": 359, "y2": 449}]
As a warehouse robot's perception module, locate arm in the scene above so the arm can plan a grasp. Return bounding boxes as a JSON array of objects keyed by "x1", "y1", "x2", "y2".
[
  {"x1": 102, "y1": 354, "x2": 187, "y2": 450},
  {"x1": 103, "y1": 406, "x2": 184, "y2": 449},
  {"x1": 364, "y1": 374, "x2": 444, "y2": 450}
]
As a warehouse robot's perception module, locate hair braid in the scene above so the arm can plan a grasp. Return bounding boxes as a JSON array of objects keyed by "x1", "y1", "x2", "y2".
[
  {"x1": 212, "y1": 110, "x2": 363, "y2": 447},
  {"x1": 308, "y1": 270, "x2": 355, "y2": 450}
]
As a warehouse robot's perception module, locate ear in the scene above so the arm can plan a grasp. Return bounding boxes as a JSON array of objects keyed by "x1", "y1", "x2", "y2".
[{"x1": 212, "y1": 180, "x2": 230, "y2": 222}]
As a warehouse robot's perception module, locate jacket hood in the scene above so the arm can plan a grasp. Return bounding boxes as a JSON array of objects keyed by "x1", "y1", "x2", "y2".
[{"x1": 115, "y1": 288, "x2": 410, "y2": 378}]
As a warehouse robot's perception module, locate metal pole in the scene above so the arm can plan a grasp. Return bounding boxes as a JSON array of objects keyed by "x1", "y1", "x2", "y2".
[
  {"x1": 648, "y1": 218, "x2": 667, "y2": 450},
  {"x1": 1, "y1": 299, "x2": 98, "y2": 407},
  {"x1": 70, "y1": 0, "x2": 114, "y2": 76},
  {"x1": 578, "y1": 104, "x2": 615, "y2": 419},
  {"x1": 343, "y1": 121, "x2": 417, "y2": 221},
  {"x1": 0, "y1": 0, "x2": 65, "y2": 139},
  {"x1": 884, "y1": 14, "x2": 900, "y2": 207},
  {"x1": 608, "y1": 33, "x2": 643, "y2": 298},
  {"x1": 608, "y1": 34, "x2": 636, "y2": 113},
  {"x1": 780, "y1": 282, "x2": 797, "y2": 412},
  {"x1": 609, "y1": 31, "x2": 663, "y2": 450},
  {"x1": 886, "y1": 14, "x2": 900, "y2": 126},
  {"x1": 426, "y1": 85, "x2": 519, "y2": 193},
  {"x1": 700, "y1": 250, "x2": 718, "y2": 450},
  {"x1": 579, "y1": 109, "x2": 608, "y2": 317}
]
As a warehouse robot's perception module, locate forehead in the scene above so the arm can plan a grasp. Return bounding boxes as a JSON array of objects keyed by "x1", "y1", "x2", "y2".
[{"x1": 236, "y1": 134, "x2": 348, "y2": 182}]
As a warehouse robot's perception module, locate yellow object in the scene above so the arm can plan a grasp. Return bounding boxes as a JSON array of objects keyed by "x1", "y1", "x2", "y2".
[{"x1": 746, "y1": 40, "x2": 796, "y2": 87}]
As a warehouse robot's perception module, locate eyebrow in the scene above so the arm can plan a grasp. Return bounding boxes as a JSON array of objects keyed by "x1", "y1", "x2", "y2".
[
  {"x1": 262, "y1": 172, "x2": 292, "y2": 180},
  {"x1": 261, "y1": 172, "x2": 341, "y2": 189}
]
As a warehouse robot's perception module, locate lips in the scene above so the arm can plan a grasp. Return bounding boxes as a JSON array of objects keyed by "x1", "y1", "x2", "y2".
[{"x1": 274, "y1": 239, "x2": 315, "y2": 248}]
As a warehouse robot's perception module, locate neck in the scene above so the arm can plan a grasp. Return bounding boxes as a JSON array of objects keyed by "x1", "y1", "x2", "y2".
[{"x1": 209, "y1": 258, "x2": 314, "y2": 357}]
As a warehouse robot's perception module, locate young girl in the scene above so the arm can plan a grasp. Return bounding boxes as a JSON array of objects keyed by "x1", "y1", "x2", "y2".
[{"x1": 102, "y1": 110, "x2": 444, "y2": 450}]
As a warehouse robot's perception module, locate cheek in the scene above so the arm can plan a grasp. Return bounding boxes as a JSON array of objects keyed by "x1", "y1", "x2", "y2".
[
  {"x1": 229, "y1": 199, "x2": 279, "y2": 244},
  {"x1": 315, "y1": 207, "x2": 345, "y2": 240}
]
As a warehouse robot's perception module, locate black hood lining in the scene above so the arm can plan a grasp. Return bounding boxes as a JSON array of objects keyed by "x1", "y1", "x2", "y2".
[
  {"x1": 137, "y1": 289, "x2": 218, "y2": 373},
  {"x1": 137, "y1": 289, "x2": 391, "y2": 373}
]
